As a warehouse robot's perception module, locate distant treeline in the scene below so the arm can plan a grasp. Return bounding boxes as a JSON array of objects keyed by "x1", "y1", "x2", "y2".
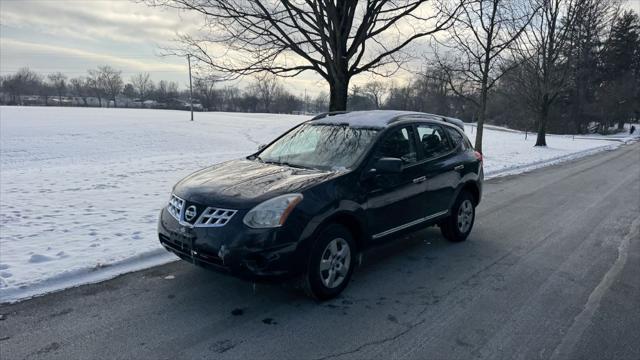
[{"x1": 0, "y1": 67, "x2": 327, "y2": 114}]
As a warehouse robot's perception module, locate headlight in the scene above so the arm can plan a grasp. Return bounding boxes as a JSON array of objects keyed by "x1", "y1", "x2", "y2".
[{"x1": 243, "y1": 193, "x2": 303, "y2": 228}]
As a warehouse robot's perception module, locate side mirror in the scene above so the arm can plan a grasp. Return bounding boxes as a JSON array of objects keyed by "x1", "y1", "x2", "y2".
[
  {"x1": 257, "y1": 144, "x2": 267, "y2": 151},
  {"x1": 372, "y1": 157, "x2": 403, "y2": 174}
]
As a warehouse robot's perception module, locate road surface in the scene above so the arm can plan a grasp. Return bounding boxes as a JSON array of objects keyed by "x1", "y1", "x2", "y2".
[{"x1": 1, "y1": 142, "x2": 639, "y2": 360}]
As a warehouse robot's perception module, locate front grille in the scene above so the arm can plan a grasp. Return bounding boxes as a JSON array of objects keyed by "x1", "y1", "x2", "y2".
[
  {"x1": 166, "y1": 193, "x2": 237, "y2": 228},
  {"x1": 195, "y1": 207, "x2": 237, "y2": 227},
  {"x1": 167, "y1": 194, "x2": 185, "y2": 221}
]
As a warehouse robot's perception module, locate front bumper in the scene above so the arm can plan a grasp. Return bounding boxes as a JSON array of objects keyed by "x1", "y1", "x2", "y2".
[{"x1": 157, "y1": 207, "x2": 301, "y2": 282}]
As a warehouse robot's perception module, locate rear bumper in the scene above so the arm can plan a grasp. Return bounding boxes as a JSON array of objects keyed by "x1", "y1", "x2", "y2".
[{"x1": 157, "y1": 208, "x2": 300, "y2": 282}]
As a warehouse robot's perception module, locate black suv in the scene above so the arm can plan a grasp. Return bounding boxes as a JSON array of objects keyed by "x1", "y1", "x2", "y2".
[{"x1": 158, "y1": 110, "x2": 483, "y2": 299}]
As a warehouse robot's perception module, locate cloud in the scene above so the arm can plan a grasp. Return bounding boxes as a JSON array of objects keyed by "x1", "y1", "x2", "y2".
[
  {"x1": 0, "y1": 0, "x2": 201, "y2": 45},
  {"x1": 0, "y1": 38, "x2": 186, "y2": 74}
]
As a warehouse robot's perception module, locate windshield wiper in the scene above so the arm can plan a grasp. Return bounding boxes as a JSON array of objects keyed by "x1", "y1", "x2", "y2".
[
  {"x1": 263, "y1": 160, "x2": 318, "y2": 170},
  {"x1": 279, "y1": 161, "x2": 305, "y2": 169}
]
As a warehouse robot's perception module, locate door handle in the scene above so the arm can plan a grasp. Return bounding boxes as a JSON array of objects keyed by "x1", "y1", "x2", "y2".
[
  {"x1": 454, "y1": 165, "x2": 464, "y2": 171},
  {"x1": 413, "y1": 176, "x2": 427, "y2": 184}
]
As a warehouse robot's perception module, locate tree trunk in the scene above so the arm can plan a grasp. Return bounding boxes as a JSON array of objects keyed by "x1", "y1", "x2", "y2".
[
  {"x1": 474, "y1": 85, "x2": 489, "y2": 154},
  {"x1": 474, "y1": 106, "x2": 485, "y2": 154},
  {"x1": 329, "y1": 76, "x2": 349, "y2": 111},
  {"x1": 535, "y1": 102, "x2": 549, "y2": 146}
]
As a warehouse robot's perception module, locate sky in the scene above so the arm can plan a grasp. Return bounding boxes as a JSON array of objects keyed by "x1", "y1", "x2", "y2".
[
  {"x1": 0, "y1": 0, "x2": 331, "y2": 96},
  {"x1": 1, "y1": 0, "x2": 639, "y2": 97}
]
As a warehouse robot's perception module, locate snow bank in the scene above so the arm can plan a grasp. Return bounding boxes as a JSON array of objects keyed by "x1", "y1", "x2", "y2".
[{"x1": 0, "y1": 106, "x2": 629, "y2": 302}]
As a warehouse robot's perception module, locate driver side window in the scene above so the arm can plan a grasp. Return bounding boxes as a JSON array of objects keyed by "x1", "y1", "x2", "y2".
[{"x1": 375, "y1": 127, "x2": 417, "y2": 165}]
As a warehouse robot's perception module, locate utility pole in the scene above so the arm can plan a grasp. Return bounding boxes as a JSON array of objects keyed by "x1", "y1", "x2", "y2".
[{"x1": 188, "y1": 54, "x2": 194, "y2": 121}]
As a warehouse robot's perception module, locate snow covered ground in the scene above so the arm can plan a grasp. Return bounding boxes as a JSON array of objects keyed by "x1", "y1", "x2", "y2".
[
  {"x1": 0, "y1": 106, "x2": 634, "y2": 302},
  {"x1": 463, "y1": 123, "x2": 638, "y2": 177}
]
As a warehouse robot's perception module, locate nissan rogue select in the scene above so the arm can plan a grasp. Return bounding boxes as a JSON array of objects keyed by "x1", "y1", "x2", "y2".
[{"x1": 158, "y1": 110, "x2": 483, "y2": 300}]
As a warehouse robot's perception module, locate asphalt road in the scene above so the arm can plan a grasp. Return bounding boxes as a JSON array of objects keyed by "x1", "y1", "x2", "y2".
[{"x1": 2, "y1": 143, "x2": 639, "y2": 360}]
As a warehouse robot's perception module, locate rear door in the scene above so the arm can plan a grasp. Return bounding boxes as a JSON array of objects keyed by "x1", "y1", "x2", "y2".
[
  {"x1": 414, "y1": 123, "x2": 459, "y2": 217},
  {"x1": 364, "y1": 125, "x2": 426, "y2": 240}
]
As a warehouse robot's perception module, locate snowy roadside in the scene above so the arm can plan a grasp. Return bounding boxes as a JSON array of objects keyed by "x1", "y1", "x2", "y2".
[
  {"x1": 0, "y1": 107, "x2": 633, "y2": 303},
  {"x1": 462, "y1": 124, "x2": 639, "y2": 178}
]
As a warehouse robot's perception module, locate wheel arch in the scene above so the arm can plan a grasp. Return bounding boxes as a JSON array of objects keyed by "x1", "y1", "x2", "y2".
[
  {"x1": 461, "y1": 181, "x2": 481, "y2": 206},
  {"x1": 327, "y1": 212, "x2": 366, "y2": 253},
  {"x1": 292, "y1": 208, "x2": 367, "y2": 275}
]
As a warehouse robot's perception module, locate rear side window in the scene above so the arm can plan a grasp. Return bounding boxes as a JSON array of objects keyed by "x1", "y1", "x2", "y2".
[
  {"x1": 375, "y1": 126, "x2": 417, "y2": 165},
  {"x1": 416, "y1": 124, "x2": 452, "y2": 159},
  {"x1": 463, "y1": 135, "x2": 474, "y2": 150},
  {"x1": 445, "y1": 127, "x2": 464, "y2": 149}
]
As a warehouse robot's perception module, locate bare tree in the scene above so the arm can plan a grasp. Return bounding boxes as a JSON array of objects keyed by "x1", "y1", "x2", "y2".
[
  {"x1": 0, "y1": 67, "x2": 42, "y2": 104},
  {"x1": 131, "y1": 73, "x2": 155, "y2": 100},
  {"x1": 362, "y1": 81, "x2": 387, "y2": 109},
  {"x1": 313, "y1": 92, "x2": 329, "y2": 113},
  {"x1": 69, "y1": 77, "x2": 90, "y2": 106},
  {"x1": 194, "y1": 76, "x2": 221, "y2": 110},
  {"x1": 157, "y1": 80, "x2": 180, "y2": 102},
  {"x1": 513, "y1": 0, "x2": 579, "y2": 146},
  {"x1": 417, "y1": 65, "x2": 452, "y2": 114},
  {"x1": 434, "y1": 0, "x2": 538, "y2": 152},
  {"x1": 221, "y1": 86, "x2": 240, "y2": 112},
  {"x1": 147, "y1": 0, "x2": 463, "y2": 111},
  {"x1": 47, "y1": 72, "x2": 67, "y2": 103},
  {"x1": 87, "y1": 69, "x2": 105, "y2": 107},
  {"x1": 248, "y1": 74, "x2": 284, "y2": 112},
  {"x1": 97, "y1": 65, "x2": 124, "y2": 107}
]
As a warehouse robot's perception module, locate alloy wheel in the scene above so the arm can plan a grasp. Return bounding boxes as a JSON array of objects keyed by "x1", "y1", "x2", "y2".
[
  {"x1": 319, "y1": 238, "x2": 351, "y2": 289},
  {"x1": 457, "y1": 199, "x2": 474, "y2": 233}
]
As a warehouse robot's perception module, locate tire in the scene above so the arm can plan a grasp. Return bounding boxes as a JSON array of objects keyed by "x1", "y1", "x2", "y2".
[
  {"x1": 303, "y1": 224, "x2": 356, "y2": 301},
  {"x1": 440, "y1": 191, "x2": 475, "y2": 242}
]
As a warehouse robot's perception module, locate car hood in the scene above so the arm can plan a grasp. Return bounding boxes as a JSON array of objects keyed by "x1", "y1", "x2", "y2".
[{"x1": 173, "y1": 159, "x2": 342, "y2": 208}]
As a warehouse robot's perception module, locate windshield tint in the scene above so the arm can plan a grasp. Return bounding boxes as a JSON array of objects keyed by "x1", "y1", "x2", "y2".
[{"x1": 257, "y1": 124, "x2": 379, "y2": 170}]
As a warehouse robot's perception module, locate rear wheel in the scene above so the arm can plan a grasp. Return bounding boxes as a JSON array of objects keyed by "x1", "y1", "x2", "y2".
[
  {"x1": 440, "y1": 191, "x2": 475, "y2": 242},
  {"x1": 303, "y1": 224, "x2": 355, "y2": 300}
]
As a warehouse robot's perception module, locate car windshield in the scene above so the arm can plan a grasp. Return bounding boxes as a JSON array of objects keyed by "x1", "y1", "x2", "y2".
[{"x1": 256, "y1": 124, "x2": 379, "y2": 170}]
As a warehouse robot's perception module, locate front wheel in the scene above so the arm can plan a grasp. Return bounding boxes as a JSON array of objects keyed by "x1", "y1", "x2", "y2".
[
  {"x1": 303, "y1": 224, "x2": 355, "y2": 301},
  {"x1": 440, "y1": 191, "x2": 475, "y2": 242}
]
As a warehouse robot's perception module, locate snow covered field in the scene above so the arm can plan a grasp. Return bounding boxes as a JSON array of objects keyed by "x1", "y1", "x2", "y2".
[{"x1": 0, "y1": 106, "x2": 632, "y2": 302}]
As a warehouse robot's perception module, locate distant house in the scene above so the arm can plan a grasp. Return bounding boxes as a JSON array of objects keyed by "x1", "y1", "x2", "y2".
[
  {"x1": 166, "y1": 98, "x2": 189, "y2": 110},
  {"x1": 142, "y1": 100, "x2": 158, "y2": 108},
  {"x1": 50, "y1": 97, "x2": 73, "y2": 106},
  {"x1": 22, "y1": 96, "x2": 44, "y2": 106}
]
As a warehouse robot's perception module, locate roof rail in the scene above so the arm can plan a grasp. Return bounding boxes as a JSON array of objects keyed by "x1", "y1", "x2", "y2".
[
  {"x1": 441, "y1": 116, "x2": 466, "y2": 131},
  {"x1": 387, "y1": 112, "x2": 433, "y2": 124},
  {"x1": 310, "y1": 111, "x2": 350, "y2": 120}
]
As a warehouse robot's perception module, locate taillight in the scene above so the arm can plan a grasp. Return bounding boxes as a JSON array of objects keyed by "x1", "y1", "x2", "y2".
[{"x1": 474, "y1": 151, "x2": 483, "y2": 162}]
